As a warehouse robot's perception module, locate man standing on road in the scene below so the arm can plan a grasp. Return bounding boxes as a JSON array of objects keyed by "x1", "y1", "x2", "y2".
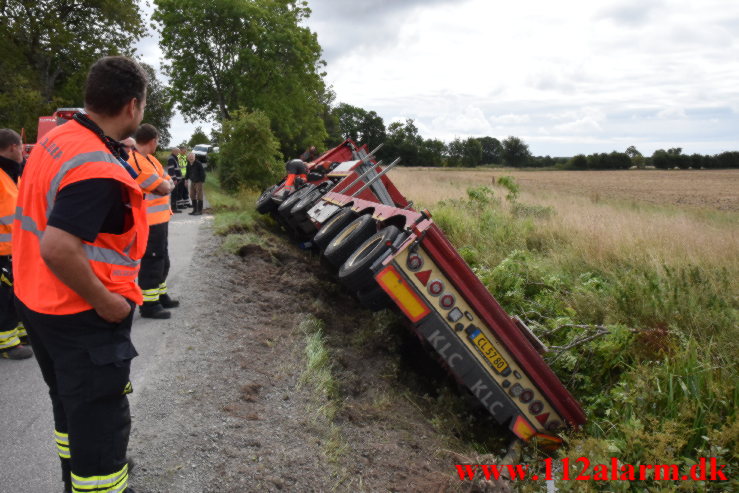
[
  {"x1": 176, "y1": 145, "x2": 190, "y2": 208},
  {"x1": 186, "y1": 152, "x2": 206, "y2": 216},
  {"x1": 166, "y1": 148, "x2": 182, "y2": 213},
  {"x1": 0, "y1": 128, "x2": 32, "y2": 360},
  {"x1": 128, "y1": 124, "x2": 179, "y2": 319},
  {"x1": 13, "y1": 56, "x2": 149, "y2": 493}
]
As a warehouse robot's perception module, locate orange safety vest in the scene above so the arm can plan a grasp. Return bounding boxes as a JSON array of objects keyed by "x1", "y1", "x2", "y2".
[
  {"x1": 128, "y1": 149, "x2": 171, "y2": 226},
  {"x1": 12, "y1": 120, "x2": 149, "y2": 315},
  {"x1": 0, "y1": 168, "x2": 18, "y2": 255}
]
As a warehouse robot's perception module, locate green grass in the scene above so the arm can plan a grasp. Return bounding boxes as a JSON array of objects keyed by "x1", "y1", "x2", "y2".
[
  {"x1": 431, "y1": 184, "x2": 738, "y2": 491},
  {"x1": 298, "y1": 316, "x2": 340, "y2": 418}
]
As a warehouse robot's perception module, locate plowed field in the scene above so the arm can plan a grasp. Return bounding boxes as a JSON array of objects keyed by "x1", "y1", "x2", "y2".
[{"x1": 392, "y1": 168, "x2": 739, "y2": 212}]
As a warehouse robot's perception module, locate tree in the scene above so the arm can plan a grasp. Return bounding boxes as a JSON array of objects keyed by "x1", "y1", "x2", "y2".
[
  {"x1": 501, "y1": 136, "x2": 531, "y2": 167},
  {"x1": 446, "y1": 138, "x2": 464, "y2": 167},
  {"x1": 218, "y1": 109, "x2": 283, "y2": 191},
  {"x1": 332, "y1": 103, "x2": 387, "y2": 148},
  {"x1": 153, "y1": 0, "x2": 327, "y2": 158},
  {"x1": 320, "y1": 87, "x2": 342, "y2": 147},
  {"x1": 418, "y1": 138, "x2": 445, "y2": 166},
  {"x1": 625, "y1": 145, "x2": 645, "y2": 168},
  {"x1": 140, "y1": 63, "x2": 174, "y2": 147},
  {"x1": 188, "y1": 127, "x2": 210, "y2": 147},
  {"x1": 462, "y1": 137, "x2": 483, "y2": 167},
  {"x1": 569, "y1": 154, "x2": 588, "y2": 169},
  {"x1": 0, "y1": 0, "x2": 144, "y2": 140},
  {"x1": 477, "y1": 136, "x2": 502, "y2": 164},
  {"x1": 383, "y1": 119, "x2": 423, "y2": 165}
]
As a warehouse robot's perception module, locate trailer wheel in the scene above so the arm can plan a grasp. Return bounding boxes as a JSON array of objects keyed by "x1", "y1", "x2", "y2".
[
  {"x1": 289, "y1": 188, "x2": 324, "y2": 218},
  {"x1": 277, "y1": 185, "x2": 314, "y2": 216},
  {"x1": 313, "y1": 208, "x2": 357, "y2": 250},
  {"x1": 356, "y1": 284, "x2": 392, "y2": 312},
  {"x1": 256, "y1": 185, "x2": 278, "y2": 214},
  {"x1": 338, "y1": 225, "x2": 400, "y2": 291},
  {"x1": 323, "y1": 214, "x2": 377, "y2": 267}
]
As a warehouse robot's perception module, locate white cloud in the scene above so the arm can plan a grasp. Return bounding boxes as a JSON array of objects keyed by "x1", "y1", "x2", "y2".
[
  {"x1": 134, "y1": 0, "x2": 739, "y2": 155},
  {"x1": 306, "y1": 0, "x2": 739, "y2": 155}
]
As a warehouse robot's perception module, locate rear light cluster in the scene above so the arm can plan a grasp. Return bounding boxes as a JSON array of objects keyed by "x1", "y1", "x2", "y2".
[{"x1": 405, "y1": 249, "x2": 561, "y2": 432}]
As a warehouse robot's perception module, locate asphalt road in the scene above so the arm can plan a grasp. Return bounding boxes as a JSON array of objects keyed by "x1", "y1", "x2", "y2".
[{"x1": 1, "y1": 211, "x2": 208, "y2": 493}]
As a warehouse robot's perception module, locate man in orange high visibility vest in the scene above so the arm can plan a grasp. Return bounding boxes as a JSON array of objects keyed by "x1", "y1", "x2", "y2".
[
  {"x1": 127, "y1": 124, "x2": 179, "y2": 319},
  {"x1": 0, "y1": 128, "x2": 32, "y2": 359},
  {"x1": 280, "y1": 158, "x2": 308, "y2": 198},
  {"x1": 13, "y1": 56, "x2": 149, "y2": 493}
]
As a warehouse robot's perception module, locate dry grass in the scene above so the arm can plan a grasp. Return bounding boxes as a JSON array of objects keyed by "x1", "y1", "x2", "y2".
[
  {"x1": 392, "y1": 167, "x2": 739, "y2": 274},
  {"x1": 392, "y1": 167, "x2": 739, "y2": 211}
]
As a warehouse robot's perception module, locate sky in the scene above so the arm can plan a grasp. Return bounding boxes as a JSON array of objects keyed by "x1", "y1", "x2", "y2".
[{"x1": 136, "y1": 0, "x2": 739, "y2": 157}]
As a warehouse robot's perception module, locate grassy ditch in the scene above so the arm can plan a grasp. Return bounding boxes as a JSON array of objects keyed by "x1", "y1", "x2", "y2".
[
  {"x1": 206, "y1": 172, "x2": 736, "y2": 490},
  {"x1": 421, "y1": 178, "x2": 737, "y2": 491},
  {"x1": 204, "y1": 174, "x2": 281, "y2": 254}
]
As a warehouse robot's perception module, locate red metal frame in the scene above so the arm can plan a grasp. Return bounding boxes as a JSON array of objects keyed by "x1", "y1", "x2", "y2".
[
  {"x1": 420, "y1": 225, "x2": 586, "y2": 427},
  {"x1": 283, "y1": 140, "x2": 586, "y2": 431}
]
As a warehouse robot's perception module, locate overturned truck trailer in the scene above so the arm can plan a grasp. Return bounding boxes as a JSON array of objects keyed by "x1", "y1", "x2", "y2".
[{"x1": 257, "y1": 140, "x2": 586, "y2": 449}]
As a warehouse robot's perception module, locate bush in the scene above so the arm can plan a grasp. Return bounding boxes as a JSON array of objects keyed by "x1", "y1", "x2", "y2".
[{"x1": 218, "y1": 108, "x2": 283, "y2": 191}]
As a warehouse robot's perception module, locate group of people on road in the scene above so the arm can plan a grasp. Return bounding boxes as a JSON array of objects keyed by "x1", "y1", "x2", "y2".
[
  {"x1": 0, "y1": 55, "x2": 206, "y2": 493},
  {"x1": 166, "y1": 146, "x2": 207, "y2": 215}
]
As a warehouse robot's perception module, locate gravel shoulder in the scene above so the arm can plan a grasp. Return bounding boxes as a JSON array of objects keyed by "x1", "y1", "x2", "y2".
[{"x1": 128, "y1": 217, "x2": 513, "y2": 492}]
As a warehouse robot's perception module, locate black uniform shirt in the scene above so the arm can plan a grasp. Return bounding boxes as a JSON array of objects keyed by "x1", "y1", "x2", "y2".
[
  {"x1": 47, "y1": 179, "x2": 128, "y2": 242},
  {"x1": 0, "y1": 155, "x2": 20, "y2": 183}
]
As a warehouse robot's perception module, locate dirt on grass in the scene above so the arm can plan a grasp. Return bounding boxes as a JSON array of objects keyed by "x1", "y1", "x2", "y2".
[{"x1": 128, "y1": 221, "x2": 515, "y2": 492}]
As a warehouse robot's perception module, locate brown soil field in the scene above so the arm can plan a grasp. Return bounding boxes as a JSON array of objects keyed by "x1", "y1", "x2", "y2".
[{"x1": 391, "y1": 168, "x2": 739, "y2": 212}]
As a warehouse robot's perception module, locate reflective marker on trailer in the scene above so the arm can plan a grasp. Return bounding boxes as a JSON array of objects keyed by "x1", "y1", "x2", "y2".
[
  {"x1": 376, "y1": 266, "x2": 431, "y2": 323},
  {"x1": 511, "y1": 415, "x2": 537, "y2": 441}
]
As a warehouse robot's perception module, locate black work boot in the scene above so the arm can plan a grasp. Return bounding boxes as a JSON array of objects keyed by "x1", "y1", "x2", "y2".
[
  {"x1": 159, "y1": 294, "x2": 180, "y2": 309},
  {"x1": 193, "y1": 200, "x2": 203, "y2": 215},
  {"x1": 0, "y1": 344, "x2": 33, "y2": 359},
  {"x1": 139, "y1": 302, "x2": 171, "y2": 319}
]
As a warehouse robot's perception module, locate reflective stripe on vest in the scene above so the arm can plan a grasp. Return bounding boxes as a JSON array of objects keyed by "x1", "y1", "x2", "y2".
[
  {"x1": 128, "y1": 151, "x2": 170, "y2": 226},
  {"x1": 46, "y1": 150, "x2": 123, "y2": 219},
  {"x1": 12, "y1": 119, "x2": 148, "y2": 315},
  {"x1": 138, "y1": 174, "x2": 159, "y2": 190},
  {"x1": 0, "y1": 169, "x2": 18, "y2": 255}
]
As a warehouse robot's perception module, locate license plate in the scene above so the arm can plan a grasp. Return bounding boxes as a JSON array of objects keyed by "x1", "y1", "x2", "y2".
[{"x1": 468, "y1": 328, "x2": 509, "y2": 373}]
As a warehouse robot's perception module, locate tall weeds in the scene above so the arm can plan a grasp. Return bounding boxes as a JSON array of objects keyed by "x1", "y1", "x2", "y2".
[{"x1": 410, "y1": 174, "x2": 737, "y2": 491}]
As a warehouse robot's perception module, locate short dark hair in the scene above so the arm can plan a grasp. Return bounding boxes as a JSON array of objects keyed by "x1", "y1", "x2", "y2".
[
  {"x1": 84, "y1": 56, "x2": 148, "y2": 117},
  {"x1": 134, "y1": 123, "x2": 159, "y2": 144},
  {"x1": 0, "y1": 129, "x2": 21, "y2": 150}
]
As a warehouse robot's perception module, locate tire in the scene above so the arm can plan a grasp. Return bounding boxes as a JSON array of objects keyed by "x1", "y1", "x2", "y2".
[
  {"x1": 323, "y1": 215, "x2": 377, "y2": 268},
  {"x1": 313, "y1": 208, "x2": 357, "y2": 250},
  {"x1": 277, "y1": 185, "x2": 314, "y2": 217},
  {"x1": 289, "y1": 188, "x2": 324, "y2": 219},
  {"x1": 338, "y1": 226, "x2": 400, "y2": 291},
  {"x1": 356, "y1": 284, "x2": 392, "y2": 312},
  {"x1": 256, "y1": 185, "x2": 278, "y2": 214}
]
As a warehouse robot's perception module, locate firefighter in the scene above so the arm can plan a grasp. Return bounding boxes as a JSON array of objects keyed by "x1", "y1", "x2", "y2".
[
  {"x1": 0, "y1": 128, "x2": 32, "y2": 359},
  {"x1": 281, "y1": 158, "x2": 308, "y2": 198},
  {"x1": 127, "y1": 124, "x2": 179, "y2": 319},
  {"x1": 176, "y1": 145, "x2": 190, "y2": 208},
  {"x1": 13, "y1": 56, "x2": 148, "y2": 493}
]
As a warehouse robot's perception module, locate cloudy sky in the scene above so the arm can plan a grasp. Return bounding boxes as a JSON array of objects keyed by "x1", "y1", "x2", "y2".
[{"x1": 137, "y1": 0, "x2": 739, "y2": 156}]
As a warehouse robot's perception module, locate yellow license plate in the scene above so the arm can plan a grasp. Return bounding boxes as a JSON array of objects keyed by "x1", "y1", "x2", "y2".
[{"x1": 469, "y1": 328, "x2": 509, "y2": 373}]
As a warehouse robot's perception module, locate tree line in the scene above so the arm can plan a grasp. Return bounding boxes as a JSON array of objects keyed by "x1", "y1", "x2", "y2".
[{"x1": 322, "y1": 103, "x2": 739, "y2": 169}]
